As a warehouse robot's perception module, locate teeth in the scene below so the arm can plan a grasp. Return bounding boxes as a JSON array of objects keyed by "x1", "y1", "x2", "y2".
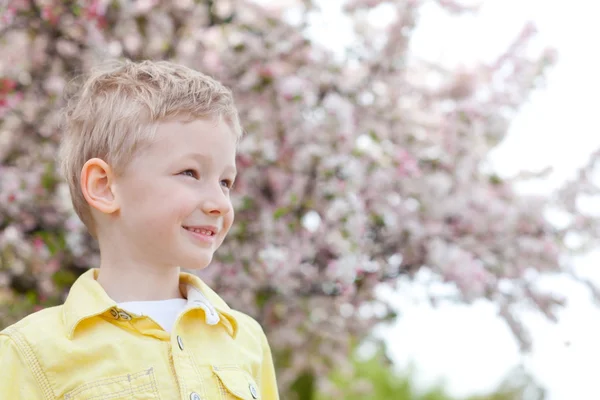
[{"x1": 185, "y1": 227, "x2": 214, "y2": 236}]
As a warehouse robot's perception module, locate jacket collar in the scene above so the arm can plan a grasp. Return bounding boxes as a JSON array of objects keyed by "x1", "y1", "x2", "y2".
[{"x1": 62, "y1": 269, "x2": 238, "y2": 339}]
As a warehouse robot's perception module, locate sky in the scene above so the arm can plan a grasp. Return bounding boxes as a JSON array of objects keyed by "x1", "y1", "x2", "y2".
[{"x1": 253, "y1": 0, "x2": 600, "y2": 397}]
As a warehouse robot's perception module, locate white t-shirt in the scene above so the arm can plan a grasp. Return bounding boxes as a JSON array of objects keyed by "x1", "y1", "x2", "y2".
[
  {"x1": 119, "y1": 299, "x2": 187, "y2": 333},
  {"x1": 117, "y1": 284, "x2": 220, "y2": 333}
]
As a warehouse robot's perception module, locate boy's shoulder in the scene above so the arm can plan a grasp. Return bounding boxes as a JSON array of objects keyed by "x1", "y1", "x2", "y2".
[
  {"x1": 228, "y1": 307, "x2": 265, "y2": 334},
  {"x1": 1, "y1": 304, "x2": 68, "y2": 347}
]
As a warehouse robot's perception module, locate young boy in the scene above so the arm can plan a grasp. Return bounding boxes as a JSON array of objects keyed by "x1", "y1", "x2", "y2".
[{"x1": 0, "y1": 60, "x2": 279, "y2": 399}]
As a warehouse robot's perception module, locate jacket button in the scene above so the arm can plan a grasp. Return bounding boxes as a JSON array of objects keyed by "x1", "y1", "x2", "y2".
[
  {"x1": 249, "y1": 383, "x2": 258, "y2": 398},
  {"x1": 177, "y1": 335, "x2": 184, "y2": 350},
  {"x1": 118, "y1": 311, "x2": 132, "y2": 321},
  {"x1": 190, "y1": 392, "x2": 201, "y2": 400}
]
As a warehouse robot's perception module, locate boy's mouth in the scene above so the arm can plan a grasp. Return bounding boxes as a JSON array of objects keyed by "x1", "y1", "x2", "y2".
[{"x1": 183, "y1": 225, "x2": 217, "y2": 236}]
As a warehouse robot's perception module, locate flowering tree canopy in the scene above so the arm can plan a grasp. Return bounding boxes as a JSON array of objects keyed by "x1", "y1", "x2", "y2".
[{"x1": 0, "y1": 0, "x2": 595, "y2": 396}]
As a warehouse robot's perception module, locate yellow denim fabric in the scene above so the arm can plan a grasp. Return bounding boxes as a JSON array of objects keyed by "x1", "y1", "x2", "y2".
[{"x1": 0, "y1": 269, "x2": 279, "y2": 400}]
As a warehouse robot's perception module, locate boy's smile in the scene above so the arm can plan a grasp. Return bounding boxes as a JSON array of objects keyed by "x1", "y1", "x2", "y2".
[{"x1": 182, "y1": 224, "x2": 220, "y2": 245}]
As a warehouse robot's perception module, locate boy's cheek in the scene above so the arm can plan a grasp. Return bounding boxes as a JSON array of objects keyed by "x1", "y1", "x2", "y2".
[{"x1": 223, "y1": 213, "x2": 234, "y2": 234}]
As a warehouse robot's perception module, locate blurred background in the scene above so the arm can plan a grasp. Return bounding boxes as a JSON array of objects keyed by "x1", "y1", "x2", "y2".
[{"x1": 1, "y1": 0, "x2": 598, "y2": 399}]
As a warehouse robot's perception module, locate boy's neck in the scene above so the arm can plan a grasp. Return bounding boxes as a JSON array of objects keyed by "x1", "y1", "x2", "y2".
[{"x1": 96, "y1": 262, "x2": 184, "y2": 303}]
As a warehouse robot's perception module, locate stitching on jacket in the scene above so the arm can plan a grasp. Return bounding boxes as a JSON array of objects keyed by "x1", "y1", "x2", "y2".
[
  {"x1": 66, "y1": 375, "x2": 128, "y2": 394},
  {"x1": 188, "y1": 353, "x2": 208, "y2": 400},
  {"x1": 148, "y1": 367, "x2": 162, "y2": 400},
  {"x1": 66, "y1": 368, "x2": 154, "y2": 396},
  {"x1": 64, "y1": 369, "x2": 159, "y2": 399},
  {"x1": 217, "y1": 378, "x2": 227, "y2": 400},
  {"x1": 3, "y1": 327, "x2": 55, "y2": 400},
  {"x1": 213, "y1": 366, "x2": 250, "y2": 399},
  {"x1": 68, "y1": 382, "x2": 154, "y2": 400},
  {"x1": 171, "y1": 346, "x2": 188, "y2": 398}
]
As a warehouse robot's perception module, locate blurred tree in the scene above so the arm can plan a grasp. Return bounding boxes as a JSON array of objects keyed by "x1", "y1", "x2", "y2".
[{"x1": 0, "y1": 0, "x2": 594, "y2": 397}]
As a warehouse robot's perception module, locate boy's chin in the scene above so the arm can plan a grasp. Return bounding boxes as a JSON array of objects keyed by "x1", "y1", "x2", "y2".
[{"x1": 179, "y1": 254, "x2": 213, "y2": 270}]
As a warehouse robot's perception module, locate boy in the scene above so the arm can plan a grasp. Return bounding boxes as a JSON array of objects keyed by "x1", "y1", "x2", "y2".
[{"x1": 0, "y1": 60, "x2": 279, "y2": 399}]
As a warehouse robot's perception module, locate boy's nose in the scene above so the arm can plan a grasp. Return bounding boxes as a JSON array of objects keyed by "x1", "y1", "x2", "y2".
[{"x1": 200, "y1": 189, "x2": 231, "y2": 216}]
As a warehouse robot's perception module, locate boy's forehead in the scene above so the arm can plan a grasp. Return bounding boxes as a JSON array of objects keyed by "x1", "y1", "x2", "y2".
[
  {"x1": 143, "y1": 124, "x2": 237, "y2": 166},
  {"x1": 150, "y1": 120, "x2": 236, "y2": 146}
]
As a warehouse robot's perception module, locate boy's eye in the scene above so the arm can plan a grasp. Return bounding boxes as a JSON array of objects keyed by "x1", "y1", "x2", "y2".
[
  {"x1": 221, "y1": 179, "x2": 234, "y2": 189},
  {"x1": 180, "y1": 169, "x2": 198, "y2": 179}
]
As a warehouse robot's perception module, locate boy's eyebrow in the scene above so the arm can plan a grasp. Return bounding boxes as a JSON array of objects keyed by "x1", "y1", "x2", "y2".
[{"x1": 184, "y1": 152, "x2": 237, "y2": 175}]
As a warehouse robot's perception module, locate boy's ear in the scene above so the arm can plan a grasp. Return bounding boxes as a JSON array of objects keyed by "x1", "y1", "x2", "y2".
[{"x1": 80, "y1": 158, "x2": 120, "y2": 214}]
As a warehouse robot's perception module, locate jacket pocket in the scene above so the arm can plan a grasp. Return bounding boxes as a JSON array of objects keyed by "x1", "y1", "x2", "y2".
[
  {"x1": 212, "y1": 365, "x2": 261, "y2": 400},
  {"x1": 64, "y1": 367, "x2": 160, "y2": 400}
]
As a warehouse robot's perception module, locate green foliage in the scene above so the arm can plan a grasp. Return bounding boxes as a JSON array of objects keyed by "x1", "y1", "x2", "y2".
[{"x1": 314, "y1": 343, "x2": 546, "y2": 400}]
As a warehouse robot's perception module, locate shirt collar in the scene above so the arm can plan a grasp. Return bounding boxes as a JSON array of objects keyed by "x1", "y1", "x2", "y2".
[
  {"x1": 63, "y1": 269, "x2": 239, "y2": 339},
  {"x1": 178, "y1": 271, "x2": 239, "y2": 338}
]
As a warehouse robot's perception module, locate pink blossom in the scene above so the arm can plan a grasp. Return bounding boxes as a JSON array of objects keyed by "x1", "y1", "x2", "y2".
[
  {"x1": 395, "y1": 148, "x2": 421, "y2": 177},
  {"x1": 277, "y1": 76, "x2": 305, "y2": 101},
  {"x1": 133, "y1": 0, "x2": 159, "y2": 15}
]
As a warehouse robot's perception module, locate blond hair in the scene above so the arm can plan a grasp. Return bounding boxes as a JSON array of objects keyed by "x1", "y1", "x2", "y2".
[{"x1": 58, "y1": 59, "x2": 242, "y2": 236}]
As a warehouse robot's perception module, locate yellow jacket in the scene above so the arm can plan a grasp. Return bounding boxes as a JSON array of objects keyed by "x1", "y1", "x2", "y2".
[{"x1": 0, "y1": 269, "x2": 279, "y2": 399}]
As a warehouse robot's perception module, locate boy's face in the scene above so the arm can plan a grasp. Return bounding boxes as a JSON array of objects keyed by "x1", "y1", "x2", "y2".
[{"x1": 112, "y1": 118, "x2": 237, "y2": 270}]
